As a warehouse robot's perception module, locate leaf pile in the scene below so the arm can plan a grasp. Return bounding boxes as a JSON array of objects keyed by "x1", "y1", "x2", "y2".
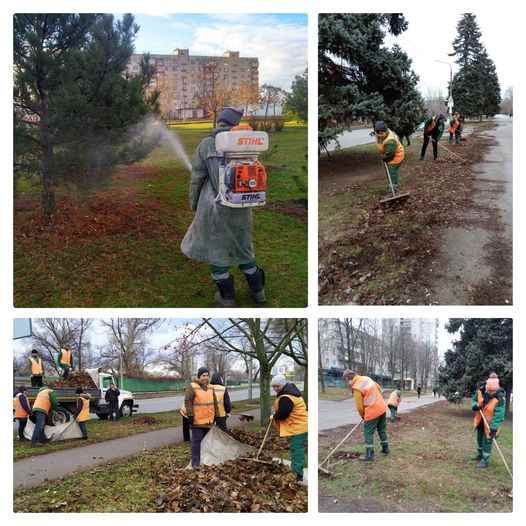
[
  {"x1": 155, "y1": 458, "x2": 307, "y2": 512},
  {"x1": 49, "y1": 371, "x2": 97, "y2": 389},
  {"x1": 228, "y1": 429, "x2": 289, "y2": 452}
]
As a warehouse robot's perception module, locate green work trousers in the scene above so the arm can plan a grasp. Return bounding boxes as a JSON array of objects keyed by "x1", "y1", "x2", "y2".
[
  {"x1": 476, "y1": 424, "x2": 493, "y2": 462},
  {"x1": 364, "y1": 412, "x2": 388, "y2": 451},
  {"x1": 388, "y1": 405, "x2": 398, "y2": 421},
  {"x1": 387, "y1": 163, "x2": 401, "y2": 187},
  {"x1": 288, "y1": 432, "x2": 307, "y2": 477}
]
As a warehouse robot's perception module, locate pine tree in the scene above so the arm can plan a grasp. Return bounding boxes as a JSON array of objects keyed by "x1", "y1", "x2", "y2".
[
  {"x1": 450, "y1": 13, "x2": 501, "y2": 119},
  {"x1": 318, "y1": 14, "x2": 424, "y2": 151},
  {"x1": 14, "y1": 14, "x2": 160, "y2": 223}
]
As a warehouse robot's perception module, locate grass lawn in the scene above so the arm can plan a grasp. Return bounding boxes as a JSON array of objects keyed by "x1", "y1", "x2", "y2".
[
  {"x1": 318, "y1": 122, "x2": 496, "y2": 305},
  {"x1": 318, "y1": 400, "x2": 513, "y2": 512},
  {"x1": 14, "y1": 398, "x2": 261, "y2": 461},
  {"x1": 14, "y1": 124, "x2": 307, "y2": 307}
]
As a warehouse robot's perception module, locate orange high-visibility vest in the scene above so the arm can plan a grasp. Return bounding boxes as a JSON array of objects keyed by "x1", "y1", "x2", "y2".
[
  {"x1": 76, "y1": 395, "x2": 90, "y2": 422},
  {"x1": 351, "y1": 375, "x2": 387, "y2": 421},
  {"x1": 448, "y1": 118, "x2": 459, "y2": 134},
  {"x1": 272, "y1": 394, "x2": 308, "y2": 437},
  {"x1": 473, "y1": 389, "x2": 500, "y2": 438},
  {"x1": 13, "y1": 393, "x2": 29, "y2": 418},
  {"x1": 387, "y1": 390, "x2": 401, "y2": 408},
  {"x1": 191, "y1": 382, "x2": 215, "y2": 425},
  {"x1": 33, "y1": 388, "x2": 53, "y2": 414},
  {"x1": 30, "y1": 357, "x2": 43, "y2": 375},
  {"x1": 424, "y1": 118, "x2": 437, "y2": 134},
  {"x1": 60, "y1": 349, "x2": 72, "y2": 366},
  {"x1": 210, "y1": 384, "x2": 226, "y2": 417},
  {"x1": 376, "y1": 130, "x2": 405, "y2": 165}
]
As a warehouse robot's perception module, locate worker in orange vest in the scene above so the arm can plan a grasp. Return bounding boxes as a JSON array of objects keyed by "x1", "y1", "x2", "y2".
[
  {"x1": 270, "y1": 375, "x2": 308, "y2": 482},
  {"x1": 29, "y1": 349, "x2": 44, "y2": 387},
  {"x1": 471, "y1": 372, "x2": 506, "y2": 468},
  {"x1": 387, "y1": 387, "x2": 402, "y2": 422},
  {"x1": 184, "y1": 367, "x2": 218, "y2": 468},
  {"x1": 448, "y1": 112, "x2": 462, "y2": 144},
  {"x1": 13, "y1": 386, "x2": 32, "y2": 441},
  {"x1": 343, "y1": 369, "x2": 389, "y2": 461},
  {"x1": 57, "y1": 347, "x2": 73, "y2": 379},
  {"x1": 73, "y1": 388, "x2": 91, "y2": 439},
  {"x1": 374, "y1": 120, "x2": 405, "y2": 194},
  {"x1": 31, "y1": 386, "x2": 59, "y2": 446}
]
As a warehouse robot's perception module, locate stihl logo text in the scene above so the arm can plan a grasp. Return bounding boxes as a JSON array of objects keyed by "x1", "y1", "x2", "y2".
[{"x1": 237, "y1": 137, "x2": 264, "y2": 146}]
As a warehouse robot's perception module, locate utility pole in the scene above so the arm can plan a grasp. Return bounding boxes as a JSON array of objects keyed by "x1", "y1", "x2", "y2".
[{"x1": 436, "y1": 60, "x2": 454, "y2": 117}]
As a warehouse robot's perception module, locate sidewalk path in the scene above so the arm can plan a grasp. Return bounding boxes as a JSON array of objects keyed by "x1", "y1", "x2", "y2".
[
  {"x1": 14, "y1": 411, "x2": 258, "y2": 490},
  {"x1": 318, "y1": 394, "x2": 442, "y2": 432}
]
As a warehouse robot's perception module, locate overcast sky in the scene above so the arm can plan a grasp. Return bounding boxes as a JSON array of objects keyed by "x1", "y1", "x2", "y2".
[
  {"x1": 385, "y1": 12, "x2": 513, "y2": 97},
  {"x1": 126, "y1": 13, "x2": 308, "y2": 90}
]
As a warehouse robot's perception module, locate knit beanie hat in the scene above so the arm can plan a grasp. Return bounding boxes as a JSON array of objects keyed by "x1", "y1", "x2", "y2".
[
  {"x1": 271, "y1": 375, "x2": 287, "y2": 389},
  {"x1": 374, "y1": 121, "x2": 387, "y2": 133},
  {"x1": 486, "y1": 372, "x2": 500, "y2": 392},
  {"x1": 217, "y1": 107, "x2": 243, "y2": 126},
  {"x1": 197, "y1": 367, "x2": 210, "y2": 378}
]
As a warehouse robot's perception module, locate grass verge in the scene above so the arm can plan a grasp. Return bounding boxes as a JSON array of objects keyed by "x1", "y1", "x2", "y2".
[{"x1": 318, "y1": 400, "x2": 513, "y2": 512}]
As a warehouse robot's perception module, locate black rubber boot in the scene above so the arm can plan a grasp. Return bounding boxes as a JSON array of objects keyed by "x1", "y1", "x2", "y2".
[
  {"x1": 381, "y1": 443, "x2": 389, "y2": 455},
  {"x1": 362, "y1": 448, "x2": 374, "y2": 461},
  {"x1": 213, "y1": 275, "x2": 237, "y2": 307},
  {"x1": 244, "y1": 267, "x2": 266, "y2": 304}
]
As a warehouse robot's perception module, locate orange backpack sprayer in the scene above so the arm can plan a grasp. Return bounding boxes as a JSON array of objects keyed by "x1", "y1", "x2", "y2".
[{"x1": 215, "y1": 124, "x2": 269, "y2": 208}]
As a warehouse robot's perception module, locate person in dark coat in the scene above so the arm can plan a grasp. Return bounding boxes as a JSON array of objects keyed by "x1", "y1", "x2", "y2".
[
  {"x1": 105, "y1": 383, "x2": 121, "y2": 421},
  {"x1": 416, "y1": 385, "x2": 422, "y2": 399},
  {"x1": 210, "y1": 372, "x2": 232, "y2": 432},
  {"x1": 420, "y1": 114, "x2": 445, "y2": 160},
  {"x1": 13, "y1": 386, "x2": 32, "y2": 441}
]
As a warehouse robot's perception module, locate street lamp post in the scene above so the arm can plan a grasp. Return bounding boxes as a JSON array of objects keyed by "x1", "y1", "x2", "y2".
[{"x1": 435, "y1": 60, "x2": 454, "y2": 117}]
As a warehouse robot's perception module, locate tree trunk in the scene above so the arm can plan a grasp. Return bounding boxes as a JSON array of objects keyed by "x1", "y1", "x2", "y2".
[
  {"x1": 505, "y1": 385, "x2": 512, "y2": 417},
  {"x1": 318, "y1": 327, "x2": 326, "y2": 393},
  {"x1": 41, "y1": 138, "x2": 56, "y2": 224},
  {"x1": 259, "y1": 363, "x2": 271, "y2": 426}
]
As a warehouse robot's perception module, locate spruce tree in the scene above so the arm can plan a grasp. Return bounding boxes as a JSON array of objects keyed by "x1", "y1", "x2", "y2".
[
  {"x1": 438, "y1": 319, "x2": 512, "y2": 415},
  {"x1": 450, "y1": 13, "x2": 501, "y2": 119},
  {"x1": 318, "y1": 14, "x2": 424, "y2": 151}
]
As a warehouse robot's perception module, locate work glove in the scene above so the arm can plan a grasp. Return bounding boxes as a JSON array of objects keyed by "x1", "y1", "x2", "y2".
[
  {"x1": 490, "y1": 429, "x2": 498, "y2": 439},
  {"x1": 269, "y1": 414, "x2": 274, "y2": 421}
]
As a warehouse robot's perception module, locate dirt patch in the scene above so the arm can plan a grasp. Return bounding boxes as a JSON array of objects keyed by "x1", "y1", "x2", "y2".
[
  {"x1": 266, "y1": 199, "x2": 307, "y2": 222},
  {"x1": 131, "y1": 416, "x2": 158, "y2": 425},
  {"x1": 319, "y1": 125, "x2": 496, "y2": 305}
]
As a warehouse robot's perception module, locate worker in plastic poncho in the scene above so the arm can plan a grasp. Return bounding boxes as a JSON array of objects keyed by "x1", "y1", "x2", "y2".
[
  {"x1": 181, "y1": 107, "x2": 266, "y2": 308},
  {"x1": 471, "y1": 372, "x2": 506, "y2": 469}
]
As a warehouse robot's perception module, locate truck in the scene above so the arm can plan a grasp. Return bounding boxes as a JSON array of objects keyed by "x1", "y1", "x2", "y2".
[{"x1": 16, "y1": 368, "x2": 139, "y2": 425}]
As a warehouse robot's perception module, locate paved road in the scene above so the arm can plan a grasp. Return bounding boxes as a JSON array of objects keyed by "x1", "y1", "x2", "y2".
[
  {"x1": 324, "y1": 124, "x2": 474, "y2": 152},
  {"x1": 432, "y1": 118, "x2": 513, "y2": 304},
  {"x1": 135, "y1": 387, "x2": 261, "y2": 414},
  {"x1": 318, "y1": 394, "x2": 442, "y2": 432},
  {"x1": 14, "y1": 411, "x2": 258, "y2": 489}
]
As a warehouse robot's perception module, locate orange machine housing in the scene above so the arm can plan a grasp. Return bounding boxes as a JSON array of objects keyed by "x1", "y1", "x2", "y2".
[{"x1": 228, "y1": 161, "x2": 267, "y2": 193}]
